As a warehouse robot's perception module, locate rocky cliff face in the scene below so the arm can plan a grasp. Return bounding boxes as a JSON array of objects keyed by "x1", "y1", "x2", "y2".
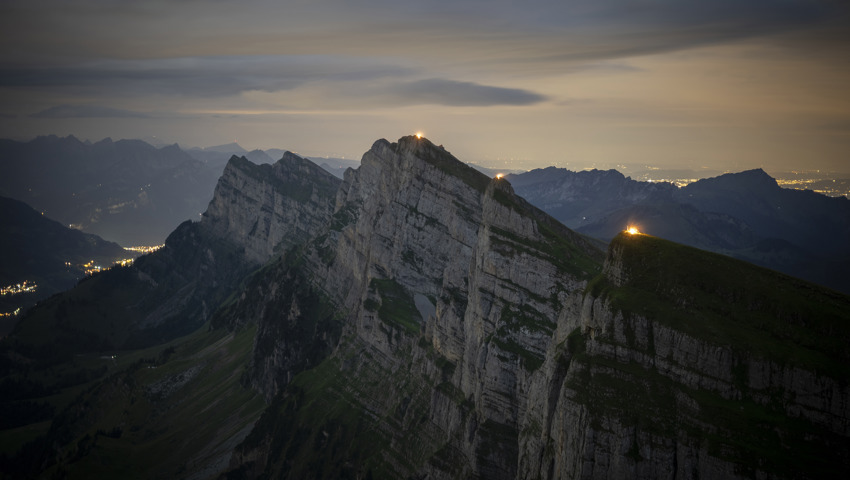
[
  {"x1": 223, "y1": 137, "x2": 850, "y2": 479},
  {"x1": 204, "y1": 153, "x2": 341, "y2": 263},
  {"x1": 4, "y1": 151, "x2": 339, "y2": 359},
  {"x1": 0, "y1": 151, "x2": 345, "y2": 478},
  {"x1": 8, "y1": 136, "x2": 848, "y2": 479},
  {"x1": 223, "y1": 136, "x2": 603, "y2": 478},
  {"x1": 104, "y1": 150, "x2": 341, "y2": 342},
  {"x1": 536, "y1": 233, "x2": 850, "y2": 479}
]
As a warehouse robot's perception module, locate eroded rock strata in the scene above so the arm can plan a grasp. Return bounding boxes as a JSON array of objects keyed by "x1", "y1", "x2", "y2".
[
  {"x1": 5, "y1": 137, "x2": 848, "y2": 479},
  {"x1": 217, "y1": 137, "x2": 850, "y2": 479}
]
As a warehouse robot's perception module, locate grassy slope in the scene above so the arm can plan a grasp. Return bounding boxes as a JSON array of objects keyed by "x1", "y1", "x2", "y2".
[
  {"x1": 9, "y1": 266, "x2": 152, "y2": 353},
  {"x1": 4, "y1": 219, "x2": 252, "y2": 364},
  {"x1": 588, "y1": 232, "x2": 850, "y2": 374},
  {"x1": 572, "y1": 232, "x2": 850, "y2": 476},
  {"x1": 229, "y1": 333, "x2": 457, "y2": 480},
  {"x1": 2, "y1": 323, "x2": 264, "y2": 479}
]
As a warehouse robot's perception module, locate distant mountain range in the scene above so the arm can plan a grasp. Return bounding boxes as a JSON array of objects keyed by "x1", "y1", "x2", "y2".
[
  {"x1": 0, "y1": 135, "x2": 223, "y2": 245},
  {"x1": 184, "y1": 142, "x2": 275, "y2": 170},
  {"x1": 0, "y1": 136, "x2": 365, "y2": 246},
  {"x1": 307, "y1": 156, "x2": 361, "y2": 178},
  {"x1": 2, "y1": 134, "x2": 847, "y2": 295},
  {"x1": 509, "y1": 167, "x2": 850, "y2": 294}
]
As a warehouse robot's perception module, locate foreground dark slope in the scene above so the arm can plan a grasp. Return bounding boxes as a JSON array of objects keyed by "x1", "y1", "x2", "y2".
[
  {"x1": 0, "y1": 152, "x2": 341, "y2": 477},
  {"x1": 3, "y1": 137, "x2": 849, "y2": 479}
]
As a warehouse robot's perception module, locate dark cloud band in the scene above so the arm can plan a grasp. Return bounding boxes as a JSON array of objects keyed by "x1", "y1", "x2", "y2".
[
  {"x1": 31, "y1": 105, "x2": 150, "y2": 119},
  {"x1": 388, "y1": 79, "x2": 546, "y2": 107}
]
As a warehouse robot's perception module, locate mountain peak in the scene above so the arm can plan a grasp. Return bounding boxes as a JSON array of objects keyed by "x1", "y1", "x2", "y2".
[
  {"x1": 204, "y1": 151, "x2": 341, "y2": 263},
  {"x1": 368, "y1": 135, "x2": 493, "y2": 194},
  {"x1": 203, "y1": 142, "x2": 246, "y2": 153},
  {"x1": 395, "y1": 134, "x2": 451, "y2": 157},
  {"x1": 33, "y1": 134, "x2": 84, "y2": 147},
  {"x1": 158, "y1": 143, "x2": 183, "y2": 154},
  {"x1": 743, "y1": 167, "x2": 769, "y2": 176},
  {"x1": 280, "y1": 150, "x2": 304, "y2": 163},
  {"x1": 688, "y1": 167, "x2": 778, "y2": 192},
  {"x1": 735, "y1": 167, "x2": 775, "y2": 183}
]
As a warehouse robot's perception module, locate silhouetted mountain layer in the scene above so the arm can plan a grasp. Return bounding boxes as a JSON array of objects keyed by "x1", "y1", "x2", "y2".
[
  {"x1": 0, "y1": 135, "x2": 222, "y2": 245},
  {"x1": 1, "y1": 138, "x2": 848, "y2": 479},
  {"x1": 509, "y1": 167, "x2": 850, "y2": 293},
  {"x1": 184, "y1": 143, "x2": 276, "y2": 172}
]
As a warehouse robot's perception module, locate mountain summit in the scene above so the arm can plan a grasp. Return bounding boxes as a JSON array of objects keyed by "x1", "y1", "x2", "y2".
[{"x1": 2, "y1": 136, "x2": 849, "y2": 479}]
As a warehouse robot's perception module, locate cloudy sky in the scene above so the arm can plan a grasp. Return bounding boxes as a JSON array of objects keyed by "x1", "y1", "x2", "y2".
[{"x1": 1, "y1": 0, "x2": 849, "y2": 172}]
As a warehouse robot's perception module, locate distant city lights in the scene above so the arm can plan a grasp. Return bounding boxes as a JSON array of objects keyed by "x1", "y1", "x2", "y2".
[
  {"x1": 2, "y1": 281, "x2": 32, "y2": 316},
  {"x1": 1, "y1": 280, "x2": 37, "y2": 296},
  {"x1": 74, "y1": 245, "x2": 163, "y2": 276},
  {"x1": 124, "y1": 244, "x2": 164, "y2": 254}
]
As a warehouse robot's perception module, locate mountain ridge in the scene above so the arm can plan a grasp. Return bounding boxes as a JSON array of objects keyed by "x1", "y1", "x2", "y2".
[
  {"x1": 1, "y1": 136, "x2": 849, "y2": 479},
  {"x1": 0, "y1": 135, "x2": 222, "y2": 245},
  {"x1": 510, "y1": 165, "x2": 850, "y2": 293}
]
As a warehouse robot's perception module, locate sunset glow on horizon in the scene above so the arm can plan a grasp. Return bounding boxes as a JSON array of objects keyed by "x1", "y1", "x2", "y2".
[{"x1": 0, "y1": 1, "x2": 848, "y2": 172}]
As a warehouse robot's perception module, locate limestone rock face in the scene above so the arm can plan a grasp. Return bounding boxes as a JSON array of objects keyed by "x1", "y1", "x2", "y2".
[
  {"x1": 124, "y1": 151, "x2": 339, "y2": 339},
  {"x1": 321, "y1": 137, "x2": 602, "y2": 477},
  {"x1": 220, "y1": 136, "x2": 850, "y2": 479},
  {"x1": 536, "y1": 235, "x2": 850, "y2": 480},
  {"x1": 203, "y1": 153, "x2": 340, "y2": 263},
  {"x1": 14, "y1": 136, "x2": 846, "y2": 479}
]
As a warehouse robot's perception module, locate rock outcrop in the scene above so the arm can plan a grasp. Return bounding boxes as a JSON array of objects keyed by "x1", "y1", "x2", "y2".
[
  {"x1": 4, "y1": 151, "x2": 339, "y2": 359},
  {"x1": 538, "y1": 233, "x2": 850, "y2": 479},
  {"x1": 6, "y1": 136, "x2": 849, "y2": 479},
  {"x1": 223, "y1": 136, "x2": 850, "y2": 478},
  {"x1": 204, "y1": 153, "x2": 341, "y2": 263}
]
